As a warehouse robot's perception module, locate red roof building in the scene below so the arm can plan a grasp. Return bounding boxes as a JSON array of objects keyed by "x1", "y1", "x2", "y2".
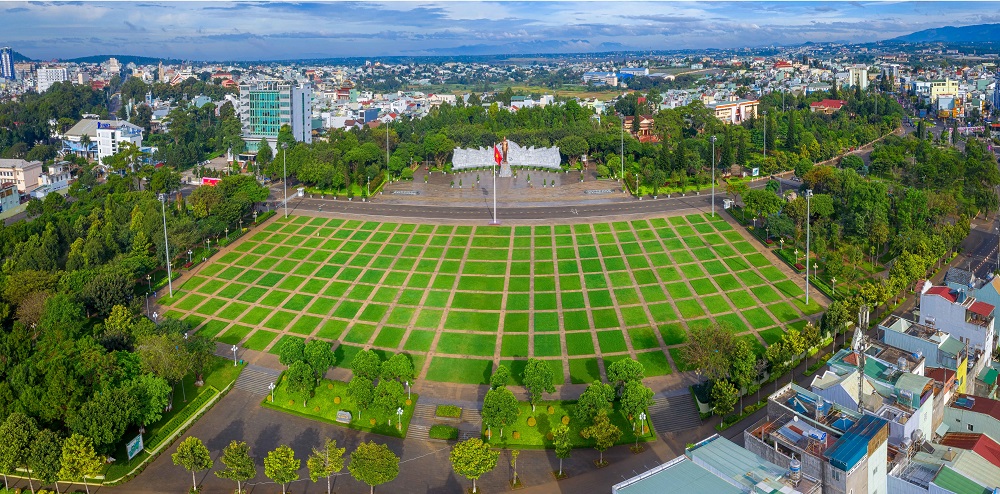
[
  {"x1": 939, "y1": 432, "x2": 1000, "y2": 468},
  {"x1": 810, "y1": 99, "x2": 847, "y2": 114}
]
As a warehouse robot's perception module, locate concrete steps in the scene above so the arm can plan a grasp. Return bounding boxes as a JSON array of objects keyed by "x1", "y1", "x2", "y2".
[
  {"x1": 234, "y1": 365, "x2": 282, "y2": 396},
  {"x1": 648, "y1": 394, "x2": 702, "y2": 433}
]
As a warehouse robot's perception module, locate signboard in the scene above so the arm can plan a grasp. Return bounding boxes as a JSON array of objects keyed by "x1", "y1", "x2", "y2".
[
  {"x1": 201, "y1": 177, "x2": 220, "y2": 187},
  {"x1": 751, "y1": 167, "x2": 760, "y2": 177},
  {"x1": 126, "y1": 434, "x2": 143, "y2": 460},
  {"x1": 336, "y1": 411, "x2": 352, "y2": 424}
]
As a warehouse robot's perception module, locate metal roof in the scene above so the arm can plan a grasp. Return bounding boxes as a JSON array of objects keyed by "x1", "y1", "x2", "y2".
[
  {"x1": 823, "y1": 415, "x2": 888, "y2": 471},
  {"x1": 932, "y1": 466, "x2": 991, "y2": 494},
  {"x1": 687, "y1": 435, "x2": 789, "y2": 491},
  {"x1": 612, "y1": 457, "x2": 742, "y2": 494}
]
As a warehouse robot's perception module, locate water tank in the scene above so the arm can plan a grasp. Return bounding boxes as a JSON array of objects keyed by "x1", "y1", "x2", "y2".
[
  {"x1": 789, "y1": 459, "x2": 801, "y2": 483},
  {"x1": 898, "y1": 357, "x2": 908, "y2": 369}
]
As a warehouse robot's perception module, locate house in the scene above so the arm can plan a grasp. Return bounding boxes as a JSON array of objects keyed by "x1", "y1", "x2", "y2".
[
  {"x1": 582, "y1": 71, "x2": 618, "y2": 86},
  {"x1": 707, "y1": 99, "x2": 758, "y2": 125},
  {"x1": 61, "y1": 118, "x2": 144, "y2": 166},
  {"x1": 809, "y1": 99, "x2": 847, "y2": 114},
  {"x1": 938, "y1": 432, "x2": 1000, "y2": 469},
  {"x1": 623, "y1": 115, "x2": 659, "y2": 143},
  {"x1": 0, "y1": 158, "x2": 42, "y2": 193},
  {"x1": 882, "y1": 316, "x2": 970, "y2": 394},
  {"x1": 919, "y1": 285, "x2": 996, "y2": 384},
  {"x1": 946, "y1": 394, "x2": 1000, "y2": 440},
  {"x1": 0, "y1": 182, "x2": 19, "y2": 211}
]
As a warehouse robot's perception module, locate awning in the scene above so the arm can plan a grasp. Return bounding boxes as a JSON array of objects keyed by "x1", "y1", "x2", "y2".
[
  {"x1": 935, "y1": 422, "x2": 950, "y2": 438},
  {"x1": 979, "y1": 367, "x2": 998, "y2": 386}
]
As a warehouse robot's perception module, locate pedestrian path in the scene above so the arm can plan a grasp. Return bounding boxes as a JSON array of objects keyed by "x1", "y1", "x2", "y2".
[
  {"x1": 233, "y1": 364, "x2": 281, "y2": 396},
  {"x1": 406, "y1": 400, "x2": 483, "y2": 442},
  {"x1": 648, "y1": 394, "x2": 702, "y2": 433}
]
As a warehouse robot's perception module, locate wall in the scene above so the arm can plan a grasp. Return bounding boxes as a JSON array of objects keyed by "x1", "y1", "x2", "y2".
[{"x1": 944, "y1": 406, "x2": 1000, "y2": 439}]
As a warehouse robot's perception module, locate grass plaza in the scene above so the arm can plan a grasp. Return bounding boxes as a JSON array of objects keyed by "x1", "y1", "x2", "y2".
[{"x1": 162, "y1": 213, "x2": 822, "y2": 386}]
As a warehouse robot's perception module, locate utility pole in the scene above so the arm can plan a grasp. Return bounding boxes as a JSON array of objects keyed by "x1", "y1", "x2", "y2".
[
  {"x1": 159, "y1": 193, "x2": 173, "y2": 298},
  {"x1": 762, "y1": 110, "x2": 768, "y2": 158},
  {"x1": 620, "y1": 115, "x2": 624, "y2": 183},
  {"x1": 805, "y1": 189, "x2": 813, "y2": 304},
  {"x1": 711, "y1": 135, "x2": 717, "y2": 217},
  {"x1": 281, "y1": 143, "x2": 288, "y2": 218}
]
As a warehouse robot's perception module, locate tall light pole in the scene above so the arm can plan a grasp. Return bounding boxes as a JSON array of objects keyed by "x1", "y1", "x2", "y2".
[
  {"x1": 762, "y1": 110, "x2": 768, "y2": 158},
  {"x1": 805, "y1": 189, "x2": 813, "y2": 304},
  {"x1": 231, "y1": 344, "x2": 238, "y2": 366},
  {"x1": 281, "y1": 142, "x2": 288, "y2": 218},
  {"x1": 159, "y1": 193, "x2": 173, "y2": 298},
  {"x1": 269, "y1": 382, "x2": 276, "y2": 403},
  {"x1": 620, "y1": 115, "x2": 625, "y2": 182},
  {"x1": 710, "y1": 135, "x2": 717, "y2": 217}
]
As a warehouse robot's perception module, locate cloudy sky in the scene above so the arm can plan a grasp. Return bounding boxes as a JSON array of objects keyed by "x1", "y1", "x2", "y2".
[{"x1": 3, "y1": 1, "x2": 1000, "y2": 61}]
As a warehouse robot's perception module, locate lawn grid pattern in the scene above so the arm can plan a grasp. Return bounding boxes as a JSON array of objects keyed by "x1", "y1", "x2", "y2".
[{"x1": 164, "y1": 213, "x2": 820, "y2": 384}]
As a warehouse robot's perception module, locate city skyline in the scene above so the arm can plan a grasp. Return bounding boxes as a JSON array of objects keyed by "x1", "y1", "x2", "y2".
[{"x1": 3, "y1": 1, "x2": 1000, "y2": 61}]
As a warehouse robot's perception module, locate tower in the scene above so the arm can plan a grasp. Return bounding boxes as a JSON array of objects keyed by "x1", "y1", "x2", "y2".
[
  {"x1": 993, "y1": 72, "x2": 1000, "y2": 117},
  {"x1": 0, "y1": 47, "x2": 14, "y2": 80}
]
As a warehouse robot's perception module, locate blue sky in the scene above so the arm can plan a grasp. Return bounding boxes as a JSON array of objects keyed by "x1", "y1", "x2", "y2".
[{"x1": 3, "y1": 1, "x2": 1000, "y2": 60}]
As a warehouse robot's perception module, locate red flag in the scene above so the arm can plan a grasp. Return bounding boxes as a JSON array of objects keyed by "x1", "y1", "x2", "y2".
[{"x1": 493, "y1": 145, "x2": 502, "y2": 166}]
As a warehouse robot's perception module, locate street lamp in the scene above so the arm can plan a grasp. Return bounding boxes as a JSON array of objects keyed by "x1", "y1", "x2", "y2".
[
  {"x1": 635, "y1": 174, "x2": 639, "y2": 200},
  {"x1": 206, "y1": 238, "x2": 210, "y2": 251},
  {"x1": 269, "y1": 382, "x2": 276, "y2": 403},
  {"x1": 710, "y1": 135, "x2": 717, "y2": 217},
  {"x1": 146, "y1": 274, "x2": 152, "y2": 293},
  {"x1": 832, "y1": 277, "x2": 837, "y2": 295},
  {"x1": 367, "y1": 175, "x2": 371, "y2": 198},
  {"x1": 805, "y1": 189, "x2": 813, "y2": 304},
  {"x1": 282, "y1": 142, "x2": 288, "y2": 219},
  {"x1": 813, "y1": 263, "x2": 818, "y2": 283},
  {"x1": 225, "y1": 227, "x2": 229, "y2": 240},
  {"x1": 253, "y1": 211, "x2": 258, "y2": 224},
  {"x1": 396, "y1": 407, "x2": 404, "y2": 430},
  {"x1": 762, "y1": 110, "x2": 768, "y2": 157},
  {"x1": 181, "y1": 332, "x2": 189, "y2": 402},
  {"x1": 405, "y1": 380, "x2": 411, "y2": 400},
  {"x1": 187, "y1": 249, "x2": 193, "y2": 264},
  {"x1": 620, "y1": 115, "x2": 624, "y2": 182},
  {"x1": 231, "y1": 344, "x2": 238, "y2": 366},
  {"x1": 158, "y1": 193, "x2": 173, "y2": 298}
]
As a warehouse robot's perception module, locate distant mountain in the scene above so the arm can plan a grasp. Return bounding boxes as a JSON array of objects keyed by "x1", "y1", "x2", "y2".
[
  {"x1": 890, "y1": 23, "x2": 1000, "y2": 43},
  {"x1": 8, "y1": 49, "x2": 33, "y2": 62},
  {"x1": 60, "y1": 54, "x2": 182, "y2": 65}
]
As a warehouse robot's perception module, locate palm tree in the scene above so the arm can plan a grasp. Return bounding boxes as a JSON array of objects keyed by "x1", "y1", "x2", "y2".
[{"x1": 80, "y1": 134, "x2": 92, "y2": 160}]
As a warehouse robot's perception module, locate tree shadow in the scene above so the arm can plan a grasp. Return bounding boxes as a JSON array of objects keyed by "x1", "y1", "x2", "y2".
[{"x1": 207, "y1": 417, "x2": 245, "y2": 451}]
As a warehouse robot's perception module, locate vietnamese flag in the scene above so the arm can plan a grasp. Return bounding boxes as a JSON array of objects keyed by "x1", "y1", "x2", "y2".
[{"x1": 494, "y1": 144, "x2": 502, "y2": 166}]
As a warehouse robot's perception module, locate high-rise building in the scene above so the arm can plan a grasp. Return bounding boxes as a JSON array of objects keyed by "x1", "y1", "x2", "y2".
[
  {"x1": 239, "y1": 80, "x2": 312, "y2": 152},
  {"x1": 36, "y1": 67, "x2": 68, "y2": 93},
  {"x1": 0, "y1": 47, "x2": 14, "y2": 80},
  {"x1": 993, "y1": 74, "x2": 1000, "y2": 116}
]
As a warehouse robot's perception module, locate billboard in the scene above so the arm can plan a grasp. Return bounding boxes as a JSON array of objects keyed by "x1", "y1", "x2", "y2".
[
  {"x1": 202, "y1": 177, "x2": 221, "y2": 187},
  {"x1": 751, "y1": 167, "x2": 760, "y2": 177},
  {"x1": 126, "y1": 434, "x2": 143, "y2": 460}
]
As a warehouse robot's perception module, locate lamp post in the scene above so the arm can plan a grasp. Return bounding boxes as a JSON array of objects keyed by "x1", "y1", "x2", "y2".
[
  {"x1": 635, "y1": 174, "x2": 639, "y2": 200},
  {"x1": 813, "y1": 263, "x2": 818, "y2": 283},
  {"x1": 780, "y1": 238, "x2": 784, "y2": 251},
  {"x1": 282, "y1": 142, "x2": 288, "y2": 218},
  {"x1": 231, "y1": 344, "x2": 238, "y2": 366},
  {"x1": 146, "y1": 274, "x2": 152, "y2": 293},
  {"x1": 710, "y1": 135, "x2": 717, "y2": 217},
  {"x1": 181, "y1": 332, "x2": 189, "y2": 402},
  {"x1": 762, "y1": 110, "x2": 768, "y2": 158},
  {"x1": 187, "y1": 249, "x2": 193, "y2": 264},
  {"x1": 620, "y1": 114, "x2": 624, "y2": 182},
  {"x1": 832, "y1": 277, "x2": 837, "y2": 296},
  {"x1": 367, "y1": 175, "x2": 371, "y2": 198},
  {"x1": 805, "y1": 189, "x2": 813, "y2": 304},
  {"x1": 239, "y1": 219, "x2": 243, "y2": 232},
  {"x1": 206, "y1": 238, "x2": 210, "y2": 251},
  {"x1": 396, "y1": 407, "x2": 404, "y2": 431},
  {"x1": 225, "y1": 227, "x2": 229, "y2": 240},
  {"x1": 158, "y1": 193, "x2": 173, "y2": 298},
  {"x1": 405, "y1": 380, "x2": 411, "y2": 400},
  {"x1": 254, "y1": 210, "x2": 258, "y2": 224},
  {"x1": 269, "y1": 382, "x2": 275, "y2": 403}
]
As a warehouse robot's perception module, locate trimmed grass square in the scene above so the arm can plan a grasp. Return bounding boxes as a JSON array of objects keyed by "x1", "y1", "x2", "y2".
[
  {"x1": 316, "y1": 319, "x2": 349, "y2": 340},
  {"x1": 263, "y1": 311, "x2": 297, "y2": 331},
  {"x1": 743, "y1": 307, "x2": 777, "y2": 329},
  {"x1": 675, "y1": 299, "x2": 705, "y2": 319},
  {"x1": 767, "y1": 302, "x2": 801, "y2": 323},
  {"x1": 565, "y1": 332, "x2": 596, "y2": 356},
  {"x1": 403, "y1": 330, "x2": 435, "y2": 352},
  {"x1": 500, "y1": 334, "x2": 529, "y2": 357},
  {"x1": 636, "y1": 351, "x2": 672, "y2": 376},
  {"x1": 562, "y1": 311, "x2": 590, "y2": 331},
  {"x1": 591, "y1": 309, "x2": 620, "y2": 329},
  {"x1": 628, "y1": 327, "x2": 660, "y2": 350},
  {"x1": 218, "y1": 324, "x2": 253, "y2": 345},
  {"x1": 597, "y1": 331, "x2": 628, "y2": 353},
  {"x1": 243, "y1": 329, "x2": 280, "y2": 351},
  {"x1": 288, "y1": 315, "x2": 323, "y2": 335},
  {"x1": 425, "y1": 357, "x2": 493, "y2": 385},
  {"x1": 689, "y1": 278, "x2": 718, "y2": 296},
  {"x1": 658, "y1": 323, "x2": 688, "y2": 345},
  {"x1": 568, "y1": 358, "x2": 601, "y2": 384},
  {"x1": 437, "y1": 332, "x2": 495, "y2": 357},
  {"x1": 534, "y1": 334, "x2": 562, "y2": 357}
]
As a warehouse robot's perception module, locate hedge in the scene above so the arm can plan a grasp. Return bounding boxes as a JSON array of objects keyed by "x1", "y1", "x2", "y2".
[
  {"x1": 429, "y1": 424, "x2": 459, "y2": 440},
  {"x1": 435, "y1": 405, "x2": 462, "y2": 418}
]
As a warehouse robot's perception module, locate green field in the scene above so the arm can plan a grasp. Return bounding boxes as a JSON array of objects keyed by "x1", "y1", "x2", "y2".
[{"x1": 164, "y1": 214, "x2": 815, "y2": 385}]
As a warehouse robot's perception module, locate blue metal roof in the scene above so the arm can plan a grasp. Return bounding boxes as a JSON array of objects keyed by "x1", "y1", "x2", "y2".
[{"x1": 824, "y1": 415, "x2": 887, "y2": 471}]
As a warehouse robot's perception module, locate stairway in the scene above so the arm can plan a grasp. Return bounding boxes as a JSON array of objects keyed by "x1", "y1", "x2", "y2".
[
  {"x1": 234, "y1": 365, "x2": 282, "y2": 396},
  {"x1": 648, "y1": 395, "x2": 702, "y2": 433}
]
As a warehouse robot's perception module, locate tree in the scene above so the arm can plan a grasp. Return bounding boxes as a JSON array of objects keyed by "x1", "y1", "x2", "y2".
[
  {"x1": 348, "y1": 376, "x2": 376, "y2": 419},
  {"x1": 681, "y1": 322, "x2": 737, "y2": 382},
  {"x1": 710, "y1": 380, "x2": 739, "y2": 417},
  {"x1": 574, "y1": 381, "x2": 615, "y2": 424},
  {"x1": 557, "y1": 135, "x2": 589, "y2": 166},
  {"x1": 129, "y1": 373, "x2": 172, "y2": 431},
  {"x1": 286, "y1": 360, "x2": 315, "y2": 407},
  {"x1": 509, "y1": 449, "x2": 520, "y2": 486},
  {"x1": 28, "y1": 429, "x2": 62, "y2": 494},
  {"x1": 607, "y1": 357, "x2": 644, "y2": 394},
  {"x1": 256, "y1": 139, "x2": 273, "y2": 166},
  {"x1": 580, "y1": 410, "x2": 622, "y2": 466},
  {"x1": 215, "y1": 441, "x2": 256, "y2": 494},
  {"x1": 58, "y1": 434, "x2": 102, "y2": 494},
  {"x1": 553, "y1": 424, "x2": 572, "y2": 476},
  {"x1": 450, "y1": 438, "x2": 498, "y2": 494},
  {"x1": 380, "y1": 353, "x2": 415, "y2": 385},
  {"x1": 0, "y1": 412, "x2": 36, "y2": 491},
  {"x1": 765, "y1": 341, "x2": 790, "y2": 393},
  {"x1": 278, "y1": 337, "x2": 306, "y2": 367},
  {"x1": 481, "y1": 386, "x2": 518, "y2": 438},
  {"x1": 304, "y1": 339, "x2": 334, "y2": 381},
  {"x1": 522, "y1": 358, "x2": 554, "y2": 411},
  {"x1": 619, "y1": 380, "x2": 654, "y2": 428},
  {"x1": 172, "y1": 436, "x2": 213, "y2": 492},
  {"x1": 277, "y1": 124, "x2": 296, "y2": 150},
  {"x1": 372, "y1": 379, "x2": 405, "y2": 423},
  {"x1": 729, "y1": 338, "x2": 756, "y2": 410},
  {"x1": 489, "y1": 365, "x2": 510, "y2": 389},
  {"x1": 264, "y1": 445, "x2": 300, "y2": 494},
  {"x1": 351, "y1": 350, "x2": 383, "y2": 381},
  {"x1": 307, "y1": 438, "x2": 345, "y2": 494},
  {"x1": 349, "y1": 441, "x2": 399, "y2": 494}
]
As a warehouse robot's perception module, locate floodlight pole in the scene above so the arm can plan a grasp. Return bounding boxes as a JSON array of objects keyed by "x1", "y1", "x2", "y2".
[
  {"x1": 805, "y1": 189, "x2": 813, "y2": 304},
  {"x1": 711, "y1": 135, "x2": 717, "y2": 217},
  {"x1": 282, "y1": 142, "x2": 288, "y2": 218},
  {"x1": 159, "y1": 194, "x2": 173, "y2": 298}
]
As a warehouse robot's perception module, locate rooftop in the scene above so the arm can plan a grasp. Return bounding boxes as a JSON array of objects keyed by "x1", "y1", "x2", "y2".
[
  {"x1": 951, "y1": 394, "x2": 1000, "y2": 422},
  {"x1": 64, "y1": 118, "x2": 142, "y2": 138},
  {"x1": 940, "y1": 433, "x2": 1000, "y2": 468},
  {"x1": 686, "y1": 435, "x2": 818, "y2": 493},
  {"x1": 823, "y1": 415, "x2": 889, "y2": 471},
  {"x1": 932, "y1": 466, "x2": 991, "y2": 494},
  {"x1": 611, "y1": 456, "x2": 742, "y2": 494}
]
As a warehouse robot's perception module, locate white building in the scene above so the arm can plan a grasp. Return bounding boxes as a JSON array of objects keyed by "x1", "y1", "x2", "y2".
[
  {"x1": 36, "y1": 66, "x2": 67, "y2": 93},
  {"x1": 239, "y1": 80, "x2": 313, "y2": 152},
  {"x1": 919, "y1": 285, "x2": 995, "y2": 365},
  {"x1": 847, "y1": 65, "x2": 869, "y2": 90},
  {"x1": 62, "y1": 119, "x2": 144, "y2": 166},
  {"x1": 0, "y1": 158, "x2": 42, "y2": 193}
]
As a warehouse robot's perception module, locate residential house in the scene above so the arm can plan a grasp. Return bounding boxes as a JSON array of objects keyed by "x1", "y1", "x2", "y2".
[
  {"x1": 919, "y1": 285, "x2": 996, "y2": 383},
  {"x1": 0, "y1": 182, "x2": 19, "y2": 211},
  {"x1": 0, "y1": 158, "x2": 42, "y2": 193},
  {"x1": 809, "y1": 99, "x2": 847, "y2": 114},
  {"x1": 61, "y1": 118, "x2": 145, "y2": 166},
  {"x1": 881, "y1": 316, "x2": 970, "y2": 394},
  {"x1": 946, "y1": 394, "x2": 1000, "y2": 440},
  {"x1": 707, "y1": 99, "x2": 759, "y2": 125}
]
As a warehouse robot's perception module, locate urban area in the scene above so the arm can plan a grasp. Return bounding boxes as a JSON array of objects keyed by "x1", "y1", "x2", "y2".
[{"x1": 1, "y1": 3, "x2": 1000, "y2": 494}]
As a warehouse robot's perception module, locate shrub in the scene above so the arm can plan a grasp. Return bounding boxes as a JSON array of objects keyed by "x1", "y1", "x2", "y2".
[
  {"x1": 327, "y1": 383, "x2": 334, "y2": 390},
  {"x1": 313, "y1": 406, "x2": 320, "y2": 412},
  {"x1": 428, "y1": 424, "x2": 459, "y2": 440},
  {"x1": 436, "y1": 405, "x2": 462, "y2": 418},
  {"x1": 288, "y1": 400, "x2": 295, "y2": 406},
  {"x1": 369, "y1": 418, "x2": 377, "y2": 426},
  {"x1": 512, "y1": 431, "x2": 521, "y2": 440},
  {"x1": 527, "y1": 417, "x2": 537, "y2": 427},
  {"x1": 561, "y1": 415, "x2": 570, "y2": 425},
  {"x1": 547, "y1": 405, "x2": 555, "y2": 414},
  {"x1": 546, "y1": 432, "x2": 554, "y2": 441},
  {"x1": 334, "y1": 396, "x2": 341, "y2": 404},
  {"x1": 405, "y1": 399, "x2": 412, "y2": 406}
]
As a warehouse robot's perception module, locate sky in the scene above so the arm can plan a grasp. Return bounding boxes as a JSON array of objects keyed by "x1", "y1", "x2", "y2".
[{"x1": 3, "y1": 1, "x2": 1000, "y2": 61}]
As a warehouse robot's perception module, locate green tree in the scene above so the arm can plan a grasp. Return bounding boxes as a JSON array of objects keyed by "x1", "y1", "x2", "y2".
[
  {"x1": 489, "y1": 365, "x2": 510, "y2": 389},
  {"x1": 481, "y1": 386, "x2": 518, "y2": 438},
  {"x1": 510, "y1": 449, "x2": 520, "y2": 486},
  {"x1": 556, "y1": 135, "x2": 589, "y2": 166},
  {"x1": 278, "y1": 334, "x2": 306, "y2": 366},
  {"x1": 729, "y1": 338, "x2": 756, "y2": 410},
  {"x1": 607, "y1": 357, "x2": 645, "y2": 394},
  {"x1": 256, "y1": 139, "x2": 273, "y2": 166},
  {"x1": 351, "y1": 350, "x2": 383, "y2": 381},
  {"x1": 580, "y1": 410, "x2": 622, "y2": 466},
  {"x1": 681, "y1": 322, "x2": 737, "y2": 382},
  {"x1": 522, "y1": 358, "x2": 555, "y2": 412},
  {"x1": 348, "y1": 376, "x2": 376, "y2": 419},
  {"x1": 58, "y1": 434, "x2": 102, "y2": 494},
  {"x1": 28, "y1": 429, "x2": 62, "y2": 494},
  {"x1": 574, "y1": 381, "x2": 615, "y2": 424},
  {"x1": 0, "y1": 412, "x2": 36, "y2": 491},
  {"x1": 277, "y1": 124, "x2": 296, "y2": 150},
  {"x1": 304, "y1": 339, "x2": 334, "y2": 381},
  {"x1": 129, "y1": 373, "x2": 173, "y2": 431},
  {"x1": 450, "y1": 438, "x2": 498, "y2": 494},
  {"x1": 286, "y1": 360, "x2": 315, "y2": 407},
  {"x1": 379, "y1": 353, "x2": 415, "y2": 385},
  {"x1": 553, "y1": 424, "x2": 572, "y2": 476},
  {"x1": 373, "y1": 379, "x2": 405, "y2": 424},
  {"x1": 349, "y1": 441, "x2": 399, "y2": 494},
  {"x1": 215, "y1": 441, "x2": 256, "y2": 494},
  {"x1": 710, "y1": 380, "x2": 739, "y2": 417},
  {"x1": 172, "y1": 436, "x2": 213, "y2": 492},
  {"x1": 619, "y1": 380, "x2": 654, "y2": 429},
  {"x1": 264, "y1": 445, "x2": 300, "y2": 494},
  {"x1": 307, "y1": 438, "x2": 345, "y2": 494}
]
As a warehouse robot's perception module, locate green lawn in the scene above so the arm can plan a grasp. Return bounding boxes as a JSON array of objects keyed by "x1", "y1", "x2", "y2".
[{"x1": 483, "y1": 400, "x2": 652, "y2": 449}]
